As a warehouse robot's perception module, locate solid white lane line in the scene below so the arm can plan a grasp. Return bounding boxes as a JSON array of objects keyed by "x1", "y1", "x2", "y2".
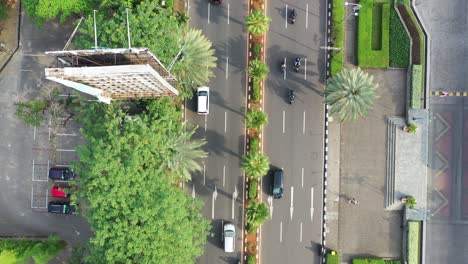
[
  {"x1": 283, "y1": 57, "x2": 287, "y2": 80},
  {"x1": 33, "y1": 126, "x2": 36, "y2": 140},
  {"x1": 303, "y1": 111, "x2": 306, "y2": 134},
  {"x1": 227, "y1": 3, "x2": 230, "y2": 24},
  {"x1": 285, "y1": 5, "x2": 288, "y2": 29},
  {"x1": 226, "y1": 57, "x2": 229, "y2": 79},
  {"x1": 300, "y1": 222, "x2": 303, "y2": 242},
  {"x1": 280, "y1": 221, "x2": 283, "y2": 242},
  {"x1": 223, "y1": 165, "x2": 226, "y2": 187},
  {"x1": 224, "y1": 112, "x2": 227, "y2": 133},
  {"x1": 232, "y1": 186, "x2": 238, "y2": 219},
  {"x1": 290, "y1": 186, "x2": 294, "y2": 220},
  {"x1": 45, "y1": 189, "x2": 48, "y2": 207},
  {"x1": 311, "y1": 187, "x2": 315, "y2": 221},
  {"x1": 301, "y1": 168, "x2": 304, "y2": 188},
  {"x1": 208, "y1": 3, "x2": 211, "y2": 24},
  {"x1": 304, "y1": 58, "x2": 307, "y2": 80},
  {"x1": 212, "y1": 185, "x2": 218, "y2": 219},
  {"x1": 204, "y1": 115, "x2": 207, "y2": 131},
  {"x1": 306, "y1": 4, "x2": 309, "y2": 29},
  {"x1": 282, "y1": 110, "x2": 285, "y2": 134},
  {"x1": 268, "y1": 195, "x2": 274, "y2": 218},
  {"x1": 30, "y1": 188, "x2": 34, "y2": 208},
  {"x1": 203, "y1": 163, "x2": 206, "y2": 185}
]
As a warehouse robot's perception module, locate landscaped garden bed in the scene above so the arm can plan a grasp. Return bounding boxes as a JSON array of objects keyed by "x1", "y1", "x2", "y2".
[
  {"x1": 407, "y1": 221, "x2": 422, "y2": 264},
  {"x1": 389, "y1": 3, "x2": 410, "y2": 68},
  {"x1": 353, "y1": 258, "x2": 402, "y2": 264},
  {"x1": 330, "y1": 0, "x2": 345, "y2": 76}
]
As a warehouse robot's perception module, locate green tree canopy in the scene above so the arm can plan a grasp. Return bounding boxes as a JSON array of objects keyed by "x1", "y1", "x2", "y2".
[
  {"x1": 74, "y1": 98, "x2": 210, "y2": 263},
  {"x1": 324, "y1": 68, "x2": 379, "y2": 122},
  {"x1": 246, "y1": 8, "x2": 270, "y2": 36},
  {"x1": 23, "y1": 0, "x2": 91, "y2": 25},
  {"x1": 246, "y1": 200, "x2": 269, "y2": 227},
  {"x1": 248, "y1": 59, "x2": 269, "y2": 80},
  {"x1": 242, "y1": 150, "x2": 269, "y2": 179},
  {"x1": 246, "y1": 108, "x2": 268, "y2": 130}
]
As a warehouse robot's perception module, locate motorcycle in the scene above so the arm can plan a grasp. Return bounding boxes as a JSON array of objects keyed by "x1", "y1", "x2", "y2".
[
  {"x1": 293, "y1": 57, "x2": 301, "y2": 72},
  {"x1": 289, "y1": 9, "x2": 296, "y2": 24},
  {"x1": 281, "y1": 62, "x2": 286, "y2": 73},
  {"x1": 288, "y1": 89, "x2": 295, "y2": 104}
]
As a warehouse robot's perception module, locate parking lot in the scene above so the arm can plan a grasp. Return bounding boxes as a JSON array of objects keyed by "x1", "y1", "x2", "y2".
[{"x1": 0, "y1": 15, "x2": 91, "y2": 244}]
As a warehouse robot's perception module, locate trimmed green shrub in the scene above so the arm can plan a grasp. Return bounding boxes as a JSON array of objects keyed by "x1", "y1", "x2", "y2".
[
  {"x1": 406, "y1": 124, "x2": 417, "y2": 134},
  {"x1": 384, "y1": 260, "x2": 402, "y2": 264},
  {"x1": 326, "y1": 252, "x2": 340, "y2": 264},
  {"x1": 246, "y1": 109, "x2": 268, "y2": 130},
  {"x1": 253, "y1": 43, "x2": 262, "y2": 59},
  {"x1": 389, "y1": 5, "x2": 410, "y2": 67},
  {"x1": 411, "y1": 65, "x2": 422, "y2": 109},
  {"x1": 352, "y1": 258, "x2": 385, "y2": 264},
  {"x1": 249, "y1": 59, "x2": 269, "y2": 80},
  {"x1": 357, "y1": 1, "x2": 390, "y2": 67},
  {"x1": 0, "y1": 236, "x2": 66, "y2": 264},
  {"x1": 248, "y1": 180, "x2": 258, "y2": 199},
  {"x1": 408, "y1": 221, "x2": 422, "y2": 264},
  {"x1": 249, "y1": 137, "x2": 260, "y2": 152},
  {"x1": 247, "y1": 223, "x2": 257, "y2": 234},
  {"x1": 252, "y1": 79, "x2": 260, "y2": 103},
  {"x1": 330, "y1": 0, "x2": 345, "y2": 76},
  {"x1": 247, "y1": 254, "x2": 256, "y2": 264}
]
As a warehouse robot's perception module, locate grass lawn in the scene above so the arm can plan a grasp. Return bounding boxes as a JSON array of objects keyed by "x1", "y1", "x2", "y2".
[
  {"x1": 330, "y1": 0, "x2": 345, "y2": 76},
  {"x1": 0, "y1": 236, "x2": 66, "y2": 264},
  {"x1": 357, "y1": 0, "x2": 390, "y2": 67},
  {"x1": 389, "y1": 4, "x2": 410, "y2": 67},
  {"x1": 408, "y1": 221, "x2": 422, "y2": 264}
]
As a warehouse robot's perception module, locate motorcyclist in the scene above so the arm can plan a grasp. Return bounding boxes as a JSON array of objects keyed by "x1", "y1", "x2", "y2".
[
  {"x1": 288, "y1": 89, "x2": 295, "y2": 104},
  {"x1": 294, "y1": 57, "x2": 301, "y2": 67},
  {"x1": 281, "y1": 62, "x2": 286, "y2": 72},
  {"x1": 290, "y1": 9, "x2": 296, "y2": 24}
]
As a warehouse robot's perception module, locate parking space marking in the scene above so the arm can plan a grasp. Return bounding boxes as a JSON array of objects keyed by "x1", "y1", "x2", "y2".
[
  {"x1": 204, "y1": 115, "x2": 207, "y2": 132},
  {"x1": 56, "y1": 149, "x2": 76, "y2": 152},
  {"x1": 56, "y1": 133, "x2": 77, "y2": 136},
  {"x1": 33, "y1": 127, "x2": 36, "y2": 140}
]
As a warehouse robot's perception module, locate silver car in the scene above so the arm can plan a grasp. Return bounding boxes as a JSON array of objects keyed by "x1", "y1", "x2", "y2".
[{"x1": 223, "y1": 223, "x2": 235, "y2": 253}]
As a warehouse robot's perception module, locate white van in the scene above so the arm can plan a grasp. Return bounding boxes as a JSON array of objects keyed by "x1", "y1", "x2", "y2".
[
  {"x1": 197, "y1": 87, "x2": 210, "y2": 115},
  {"x1": 223, "y1": 223, "x2": 235, "y2": 253}
]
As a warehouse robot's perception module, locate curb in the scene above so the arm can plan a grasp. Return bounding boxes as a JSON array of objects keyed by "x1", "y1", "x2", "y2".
[
  {"x1": 0, "y1": 1, "x2": 21, "y2": 73},
  {"x1": 321, "y1": 0, "x2": 332, "y2": 261}
]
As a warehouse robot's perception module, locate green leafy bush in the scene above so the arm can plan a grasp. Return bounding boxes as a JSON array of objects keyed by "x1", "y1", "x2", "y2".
[
  {"x1": 352, "y1": 258, "x2": 385, "y2": 264},
  {"x1": 384, "y1": 260, "x2": 402, "y2": 264},
  {"x1": 248, "y1": 180, "x2": 258, "y2": 199},
  {"x1": 249, "y1": 59, "x2": 269, "y2": 80},
  {"x1": 406, "y1": 124, "x2": 417, "y2": 134},
  {"x1": 246, "y1": 108, "x2": 268, "y2": 130},
  {"x1": 247, "y1": 254, "x2": 256, "y2": 264},
  {"x1": 242, "y1": 151, "x2": 270, "y2": 179},
  {"x1": 253, "y1": 43, "x2": 262, "y2": 59},
  {"x1": 411, "y1": 65, "x2": 422, "y2": 109},
  {"x1": 247, "y1": 223, "x2": 257, "y2": 234},
  {"x1": 326, "y1": 252, "x2": 340, "y2": 264},
  {"x1": 15, "y1": 99, "x2": 48, "y2": 127},
  {"x1": 0, "y1": 236, "x2": 66, "y2": 264},
  {"x1": 160, "y1": 0, "x2": 174, "y2": 10},
  {"x1": 0, "y1": 1, "x2": 8, "y2": 21},
  {"x1": 249, "y1": 137, "x2": 260, "y2": 152},
  {"x1": 389, "y1": 6, "x2": 410, "y2": 67},
  {"x1": 408, "y1": 221, "x2": 421, "y2": 264},
  {"x1": 252, "y1": 79, "x2": 260, "y2": 103},
  {"x1": 357, "y1": 1, "x2": 390, "y2": 67},
  {"x1": 330, "y1": 0, "x2": 345, "y2": 76}
]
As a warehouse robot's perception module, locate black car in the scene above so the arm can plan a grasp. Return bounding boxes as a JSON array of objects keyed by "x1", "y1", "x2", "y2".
[
  {"x1": 48, "y1": 167, "x2": 75, "y2": 180},
  {"x1": 47, "y1": 201, "x2": 76, "y2": 214},
  {"x1": 272, "y1": 169, "x2": 284, "y2": 199},
  {"x1": 210, "y1": 0, "x2": 222, "y2": 4}
]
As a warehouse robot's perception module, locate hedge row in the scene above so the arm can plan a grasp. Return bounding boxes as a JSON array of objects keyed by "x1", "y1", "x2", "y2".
[
  {"x1": 389, "y1": 5, "x2": 410, "y2": 67},
  {"x1": 357, "y1": 0, "x2": 390, "y2": 67},
  {"x1": 326, "y1": 252, "x2": 340, "y2": 264},
  {"x1": 408, "y1": 221, "x2": 422, "y2": 264},
  {"x1": 249, "y1": 180, "x2": 258, "y2": 199},
  {"x1": 353, "y1": 259, "x2": 401, "y2": 264},
  {"x1": 411, "y1": 65, "x2": 422, "y2": 109},
  {"x1": 330, "y1": 0, "x2": 345, "y2": 76}
]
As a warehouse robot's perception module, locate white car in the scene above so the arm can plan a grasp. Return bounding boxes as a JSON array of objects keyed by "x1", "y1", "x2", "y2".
[
  {"x1": 223, "y1": 223, "x2": 235, "y2": 253},
  {"x1": 197, "y1": 86, "x2": 210, "y2": 115}
]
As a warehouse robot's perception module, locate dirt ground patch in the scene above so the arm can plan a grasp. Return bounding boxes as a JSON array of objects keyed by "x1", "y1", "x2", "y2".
[{"x1": 0, "y1": 0, "x2": 18, "y2": 69}]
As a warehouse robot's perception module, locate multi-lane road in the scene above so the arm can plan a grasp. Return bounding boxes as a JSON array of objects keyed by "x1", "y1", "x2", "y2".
[
  {"x1": 187, "y1": 0, "x2": 325, "y2": 263},
  {"x1": 187, "y1": 0, "x2": 247, "y2": 263},
  {"x1": 261, "y1": 0, "x2": 325, "y2": 263}
]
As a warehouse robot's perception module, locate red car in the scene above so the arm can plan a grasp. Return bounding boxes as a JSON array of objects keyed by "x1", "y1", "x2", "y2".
[{"x1": 51, "y1": 186, "x2": 72, "y2": 198}]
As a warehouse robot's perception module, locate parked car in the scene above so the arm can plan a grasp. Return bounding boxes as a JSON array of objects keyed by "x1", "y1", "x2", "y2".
[
  {"x1": 210, "y1": 0, "x2": 222, "y2": 4},
  {"x1": 272, "y1": 169, "x2": 284, "y2": 199},
  {"x1": 223, "y1": 222, "x2": 235, "y2": 253},
  {"x1": 51, "y1": 186, "x2": 72, "y2": 198},
  {"x1": 47, "y1": 201, "x2": 76, "y2": 214},
  {"x1": 48, "y1": 167, "x2": 75, "y2": 180}
]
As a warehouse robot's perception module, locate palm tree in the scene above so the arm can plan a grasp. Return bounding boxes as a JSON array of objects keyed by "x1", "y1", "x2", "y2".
[
  {"x1": 242, "y1": 151, "x2": 269, "y2": 179},
  {"x1": 246, "y1": 200, "x2": 270, "y2": 227},
  {"x1": 248, "y1": 59, "x2": 269, "y2": 80},
  {"x1": 246, "y1": 108, "x2": 268, "y2": 130},
  {"x1": 246, "y1": 8, "x2": 270, "y2": 36},
  {"x1": 324, "y1": 68, "x2": 379, "y2": 122},
  {"x1": 161, "y1": 124, "x2": 208, "y2": 182},
  {"x1": 172, "y1": 29, "x2": 217, "y2": 98}
]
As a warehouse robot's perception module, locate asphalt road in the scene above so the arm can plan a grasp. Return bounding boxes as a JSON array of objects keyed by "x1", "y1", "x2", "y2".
[
  {"x1": 187, "y1": 1, "x2": 247, "y2": 263},
  {"x1": 261, "y1": 0, "x2": 326, "y2": 263}
]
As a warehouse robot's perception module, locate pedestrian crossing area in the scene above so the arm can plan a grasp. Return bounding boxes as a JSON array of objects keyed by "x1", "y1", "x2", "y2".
[{"x1": 433, "y1": 91, "x2": 468, "y2": 97}]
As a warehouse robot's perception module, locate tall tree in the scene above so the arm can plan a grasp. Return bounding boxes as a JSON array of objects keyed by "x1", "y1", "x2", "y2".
[
  {"x1": 23, "y1": 0, "x2": 90, "y2": 26},
  {"x1": 246, "y1": 200, "x2": 269, "y2": 227},
  {"x1": 324, "y1": 67, "x2": 379, "y2": 122},
  {"x1": 74, "y1": 98, "x2": 210, "y2": 264},
  {"x1": 246, "y1": 8, "x2": 270, "y2": 36},
  {"x1": 160, "y1": 124, "x2": 208, "y2": 182},
  {"x1": 172, "y1": 28, "x2": 217, "y2": 98},
  {"x1": 242, "y1": 151, "x2": 269, "y2": 179}
]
